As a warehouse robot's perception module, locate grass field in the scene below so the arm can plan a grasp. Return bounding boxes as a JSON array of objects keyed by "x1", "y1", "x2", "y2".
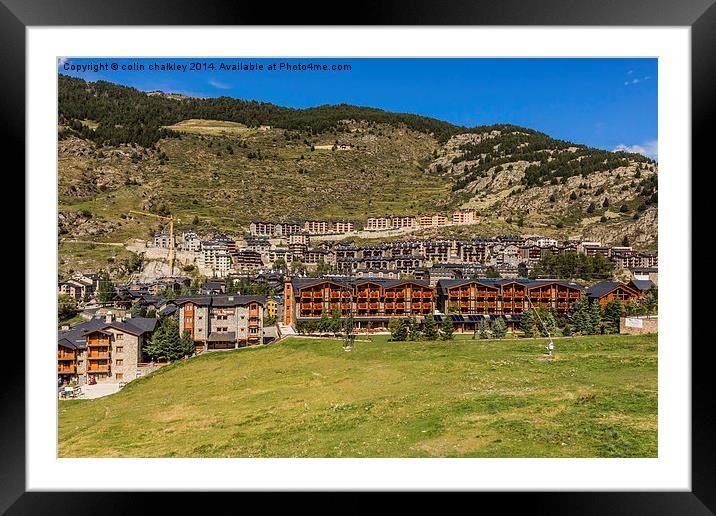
[{"x1": 58, "y1": 333, "x2": 657, "y2": 458}]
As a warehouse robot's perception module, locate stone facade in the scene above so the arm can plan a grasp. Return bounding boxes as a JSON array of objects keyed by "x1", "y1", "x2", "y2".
[{"x1": 619, "y1": 316, "x2": 658, "y2": 335}]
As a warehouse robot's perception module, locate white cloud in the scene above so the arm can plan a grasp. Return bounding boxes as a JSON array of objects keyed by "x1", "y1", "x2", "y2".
[
  {"x1": 613, "y1": 140, "x2": 658, "y2": 160},
  {"x1": 208, "y1": 79, "x2": 230, "y2": 90},
  {"x1": 57, "y1": 57, "x2": 69, "y2": 68},
  {"x1": 624, "y1": 75, "x2": 652, "y2": 86}
]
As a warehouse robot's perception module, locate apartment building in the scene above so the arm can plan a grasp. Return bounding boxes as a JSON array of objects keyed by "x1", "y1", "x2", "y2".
[
  {"x1": 391, "y1": 215, "x2": 417, "y2": 229},
  {"x1": 153, "y1": 231, "x2": 173, "y2": 249},
  {"x1": 365, "y1": 216, "x2": 392, "y2": 230},
  {"x1": 419, "y1": 214, "x2": 449, "y2": 227},
  {"x1": 178, "y1": 294, "x2": 266, "y2": 350},
  {"x1": 57, "y1": 314, "x2": 158, "y2": 385},
  {"x1": 585, "y1": 281, "x2": 644, "y2": 305},
  {"x1": 452, "y1": 209, "x2": 477, "y2": 225},
  {"x1": 58, "y1": 272, "x2": 98, "y2": 302},
  {"x1": 333, "y1": 220, "x2": 355, "y2": 234},
  {"x1": 303, "y1": 220, "x2": 330, "y2": 235},
  {"x1": 248, "y1": 221, "x2": 276, "y2": 237},
  {"x1": 286, "y1": 278, "x2": 435, "y2": 330},
  {"x1": 181, "y1": 231, "x2": 201, "y2": 252}
]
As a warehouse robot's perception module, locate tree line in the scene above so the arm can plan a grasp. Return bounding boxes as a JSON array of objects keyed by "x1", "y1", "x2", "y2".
[
  {"x1": 58, "y1": 75, "x2": 468, "y2": 147},
  {"x1": 528, "y1": 251, "x2": 614, "y2": 281}
]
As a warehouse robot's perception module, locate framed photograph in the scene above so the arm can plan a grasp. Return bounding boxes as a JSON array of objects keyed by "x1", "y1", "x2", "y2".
[{"x1": 7, "y1": 0, "x2": 710, "y2": 512}]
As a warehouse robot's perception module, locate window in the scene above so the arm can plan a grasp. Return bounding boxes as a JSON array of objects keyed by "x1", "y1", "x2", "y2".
[
  {"x1": 116, "y1": 346, "x2": 123, "y2": 353},
  {"x1": 116, "y1": 333, "x2": 124, "y2": 340},
  {"x1": 116, "y1": 359, "x2": 124, "y2": 366},
  {"x1": 115, "y1": 373, "x2": 124, "y2": 380}
]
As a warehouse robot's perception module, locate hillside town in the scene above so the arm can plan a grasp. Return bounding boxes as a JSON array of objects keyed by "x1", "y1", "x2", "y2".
[{"x1": 58, "y1": 214, "x2": 658, "y2": 393}]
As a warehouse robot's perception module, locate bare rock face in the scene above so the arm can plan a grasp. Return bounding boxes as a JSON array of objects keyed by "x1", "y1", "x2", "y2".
[
  {"x1": 424, "y1": 130, "x2": 658, "y2": 247},
  {"x1": 582, "y1": 206, "x2": 657, "y2": 247},
  {"x1": 58, "y1": 210, "x2": 121, "y2": 238}
]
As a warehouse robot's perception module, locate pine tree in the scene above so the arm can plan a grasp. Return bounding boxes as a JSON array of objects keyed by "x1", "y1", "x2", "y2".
[
  {"x1": 318, "y1": 310, "x2": 331, "y2": 333},
  {"x1": 144, "y1": 317, "x2": 193, "y2": 362},
  {"x1": 389, "y1": 318, "x2": 407, "y2": 341},
  {"x1": 330, "y1": 307, "x2": 342, "y2": 334},
  {"x1": 96, "y1": 271, "x2": 114, "y2": 303},
  {"x1": 407, "y1": 315, "x2": 421, "y2": 341},
  {"x1": 423, "y1": 314, "x2": 439, "y2": 341},
  {"x1": 479, "y1": 319, "x2": 490, "y2": 339},
  {"x1": 440, "y1": 316, "x2": 455, "y2": 341},
  {"x1": 570, "y1": 294, "x2": 591, "y2": 334},
  {"x1": 589, "y1": 301, "x2": 603, "y2": 334},
  {"x1": 492, "y1": 317, "x2": 507, "y2": 339},
  {"x1": 602, "y1": 299, "x2": 622, "y2": 334},
  {"x1": 521, "y1": 309, "x2": 538, "y2": 338}
]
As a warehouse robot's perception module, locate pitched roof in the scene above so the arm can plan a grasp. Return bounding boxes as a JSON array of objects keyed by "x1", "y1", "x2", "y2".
[
  {"x1": 177, "y1": 294, "x2": 266, "y2": 307},
  {"x1": 585, "y1": 281, "x2": 635, "y2": 298},
  {"x1": 628, "y1": 279, "x2": 655, "y2": 291}
]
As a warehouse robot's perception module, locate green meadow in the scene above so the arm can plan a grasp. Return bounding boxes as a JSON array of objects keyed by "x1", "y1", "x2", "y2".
[{"x1": 58, "y1": 333, "x2": 657, "y2": 458}]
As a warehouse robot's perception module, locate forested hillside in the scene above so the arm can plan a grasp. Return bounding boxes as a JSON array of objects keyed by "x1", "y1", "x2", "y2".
[{"x1": 57, "y1": 75, "x2": 658, "y2": 277}]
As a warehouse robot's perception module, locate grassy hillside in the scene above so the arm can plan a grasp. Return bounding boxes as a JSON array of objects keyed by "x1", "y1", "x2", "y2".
[
  {"x1": 57, "y1": 76, "x2": 658, "y2": 271},
  {"x1": 59, "y1": 121, "x2": 456, "y2": 240},
  {"x1": 58, "y1": 334, "x2": 657, "y2": 458}
]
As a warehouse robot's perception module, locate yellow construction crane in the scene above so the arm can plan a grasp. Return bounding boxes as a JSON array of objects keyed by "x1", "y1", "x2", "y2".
[{"x1": 129, "y1": 210, "x2": 177, "y2": 275}]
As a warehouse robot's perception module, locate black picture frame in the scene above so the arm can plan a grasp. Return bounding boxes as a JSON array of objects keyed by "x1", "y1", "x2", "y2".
[{"x1": 4, "y1": 0, "x2": 708, "y2": 512}]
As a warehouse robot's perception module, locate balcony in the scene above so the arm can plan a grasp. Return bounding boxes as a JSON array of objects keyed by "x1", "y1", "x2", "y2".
[
  {"x1": 88, "y1": 353, "x2": 110, "y2": 360},
  {"x1": 385, "y1": 302, "x2": 395, "y2": 309},
  {"x1": 358, "y1": 292, "x2": 368, "y2": 298},
  {"x1": 357, "y1": 303, "x2": 368, "y2": 310},
  {"x1": 385, "y1": 292, "x2": 395, "y2": 298},
  {"x1": 396, "y1": 303, "x2": 405, "y2": 310},
  {"x1": 88, "y1": 340, "x2": 110, "y2": 347},
  {"x1": 312, "y1": 303, "x2": 323, "y2": 310},
  {"x1": 57, "y1": 366, "x2": 76, "y2": 374},
  {"x1": 87, "y1": 365, "x2": 110, "y2": 373},
  {"x1": 369, "y1": 303, "x2": 379, "y2": 310},
  {"x1": 342, "y1": 291, "x2": 351, "y2": 298}
]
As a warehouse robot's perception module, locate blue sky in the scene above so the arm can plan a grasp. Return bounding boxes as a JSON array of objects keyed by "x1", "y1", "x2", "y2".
[{"x1": 58, "y1": 57, "x2": 658, "y2": 159}]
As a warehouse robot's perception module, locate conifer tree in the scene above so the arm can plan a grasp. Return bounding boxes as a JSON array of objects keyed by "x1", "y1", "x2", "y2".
[
  {"x1": 408, "y1": 315, "x2": 421, "y2": 341},
  {"x1": 492, "y1": 317, "x2": 507, "y2": 339},
  {"x1": 423, "y1": 314, "x2": 439, "y2": 341},
  {"x1": 440, "y1": 317, "x2": 455, "y2": 341},
  {"x1": 589, "y1": 301, "x2": 603, "y2": 334},
  {"x1": 602, "y1": 299, "x2": 622, "y2": 334},
  {"x1": 479, "y1": 319, "x2": 490, "y2": 339}
]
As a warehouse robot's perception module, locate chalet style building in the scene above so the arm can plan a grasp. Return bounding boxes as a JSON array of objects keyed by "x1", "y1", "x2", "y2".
[
  {"x1": 437, "y1": 279, "x2": 583, "y2": 316},
  {"x1": 285, "y1": 278, "x2": 435, "y2": 330},
  {"x1": 177, "y1": 294, "x2": 266, "y2": 351},
  {"x1": 286, "y1": 277, "x2": 593, "y2": 332},
  {"x1": 57, "y1": 314, "x2": 158, "y2": 385},
  {"x1": 585, "y1": 281, "x2": 644, "y2": 305}
]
